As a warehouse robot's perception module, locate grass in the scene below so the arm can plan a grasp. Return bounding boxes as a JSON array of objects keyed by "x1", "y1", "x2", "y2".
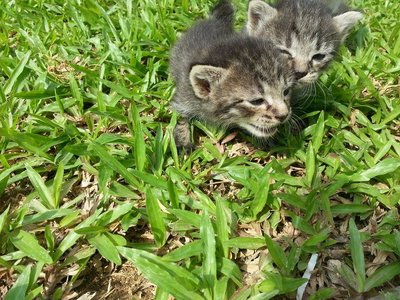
[{"x1": 0, "y1": 0, "x2": 399, "y2": 299}]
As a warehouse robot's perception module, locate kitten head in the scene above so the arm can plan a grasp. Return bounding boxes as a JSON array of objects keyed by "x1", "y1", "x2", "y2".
[
  {"x1": 246, "y1": 0, "x2": 363, "y2": 85},
  {"x1": 187, "y1": 38, "x2": 295, "y2": 138}
]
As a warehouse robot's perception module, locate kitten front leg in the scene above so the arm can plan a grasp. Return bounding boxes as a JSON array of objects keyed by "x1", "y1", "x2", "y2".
[{"x1": 173, "y1": 118, "x2": 193, "y2": 150}]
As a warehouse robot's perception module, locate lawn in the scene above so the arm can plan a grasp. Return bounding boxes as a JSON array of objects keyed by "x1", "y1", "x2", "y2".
[{"x1": 0, "y1": 0, "x2": 399, "y2": 299}]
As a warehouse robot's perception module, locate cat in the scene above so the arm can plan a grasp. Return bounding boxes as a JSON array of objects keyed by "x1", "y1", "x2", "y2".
[
  {"x1": 169, "y1": 0, "x2": 295, "y2": 149},
  {"x1": 246, "y1": 0, "x2": 363, "y2": 85}
]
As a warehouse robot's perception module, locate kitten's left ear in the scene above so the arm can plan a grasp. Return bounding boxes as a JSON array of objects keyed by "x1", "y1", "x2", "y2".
[
  {"x1": 189, "y1": 65, "x2": 227, "y2": 100},
  {"x1": 247, "y1": 0, "x2": 278, "y2": 35},
  {"x1": 333, "y1": 11, "x2": 363, "y2": 40}
]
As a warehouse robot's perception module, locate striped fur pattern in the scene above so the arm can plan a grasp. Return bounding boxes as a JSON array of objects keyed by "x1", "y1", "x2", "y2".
[
  {"x1": 246, "y1": 0, "x2": 363, "y2": 85},
  {"x1": 170, "y1": 0, "x2": 295, "y2": 148}
]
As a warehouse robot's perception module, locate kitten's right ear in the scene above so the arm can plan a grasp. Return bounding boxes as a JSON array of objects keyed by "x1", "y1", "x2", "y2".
[
  {"x1": 189, "y1": 65, "x2": 227, "y2": 99},
  {"x1": 247, "y1": 0, "x2": 277, "y2": 35},
  {"x1": 333, "y1": 11, "x2": 363, "y2": 40}
]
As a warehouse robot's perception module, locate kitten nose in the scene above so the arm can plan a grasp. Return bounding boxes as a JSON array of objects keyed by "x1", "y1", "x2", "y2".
[
  {"x1": 295, "y1": 71, "x2": 307, "y2": 80},
  {"x1": 275, "y1": 113, "x2": 288, "y2": 122}
]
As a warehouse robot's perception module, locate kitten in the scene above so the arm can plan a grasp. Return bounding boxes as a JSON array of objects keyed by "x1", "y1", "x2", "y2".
[
  {"x1": 170, "y1": 0, "x2": 295, "y2": 149},
  {"x1": 246, "y1": 0, "x2": 363, "y2": 85}
]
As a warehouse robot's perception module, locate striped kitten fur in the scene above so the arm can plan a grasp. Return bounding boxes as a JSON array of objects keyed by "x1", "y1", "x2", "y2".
[
  {"x1": 170, "y1": 0, "x2": 295, "y2": 148},
  {"x1": 246, "y1": 0, "x2": 363, "y2": 85}
]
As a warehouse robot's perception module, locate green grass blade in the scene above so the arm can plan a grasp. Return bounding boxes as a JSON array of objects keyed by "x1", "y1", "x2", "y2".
[
  {"x1": 264, "y1": 235, "x2": 288, "y2": 273},
  {"x1": 52, "y1": 163, "x2": 64, "y2": 208},
  {"x1": 249, "y1": 173, "x2": 271, "y2": 219},
  {"x1": 162, "y1": 240, "x2": 202, "y2": 262},
  {"x1": 349, "y1": 218, "x2": 366, "y2": 292},
  {"x1": 349, "y1": 158, "x2": 400, "y2": 181},
  {"x1": 0, "y1": 206, "x2": 9, "y2": 234},
  {"x1": 25, "y1": 164, "x2": 55, "y2": 209},
  {"x1": 118, "y1": 247, "x2": 204, "y2": 300},
  {"x1": 10, "y1": 229, "x2": 53, "y2": 264},
  {"x1": 4, "y1": 264, "x2": 32, "y2": 300},
  {"x1": 3, "y1": 50, "x2": 31, "y2": 95},
  {"x1": 200, "y1": 210, "x2": 217, "y2": 290},
  {"x1": 89, "y1": 142, "x2": 141, "y2": 188},
  {"x1": 131, "y1": 104, "x2": 146, "y2": 172},
  {"x1": 305, "y1": 142, "x2": 316, "y2": 187},
  {"x1": 87, "y1": 233, "x2": 121, "y2": 265},
  {"x1": 312, "y1": 111, "x2": 325, "y2": 153},
  {"x1": 216, "y1": 196, "x2": 230, "y2": 258},
  {"x1": 364, "y1": 261, "x2": 400, "y2": 292},
  {"x1": 146, "y1": 188, "x2": 167, "y2": 247},
  {"x1": 224, "y1": 237, "x2": 266, "y2": 250}
]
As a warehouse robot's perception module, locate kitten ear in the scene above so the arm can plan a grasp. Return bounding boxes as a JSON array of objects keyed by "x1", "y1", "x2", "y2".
[
  {"x1": 333, "y1": 11, "x2": 363, "y2": 40},
  {"x1": 189, "y1": 65, "x2": 227, "y2": 99},
  {"x1": 247, "y1": 0, "x2": 277, "y2": 35}
]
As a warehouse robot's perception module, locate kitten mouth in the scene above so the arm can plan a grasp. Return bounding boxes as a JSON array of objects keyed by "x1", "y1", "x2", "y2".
[{"x1": 240, "y1": 123, "x2": 279, "y2": 137}]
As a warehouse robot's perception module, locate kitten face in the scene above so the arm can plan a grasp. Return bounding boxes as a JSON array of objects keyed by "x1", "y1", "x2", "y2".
[
  {"x1": 189, "y1": 59, "x2": 294, "y2": 138},
  {"x1": 246, "y1": 0, "x2": 363, "y2": 85}
]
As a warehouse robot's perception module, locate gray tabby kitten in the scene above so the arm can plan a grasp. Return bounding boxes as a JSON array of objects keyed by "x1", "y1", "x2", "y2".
[
  {"x1": 170, "y1": 0, "x2": 295, "y2": 148},
  {"x1": 246, "y1": 0, "x2": 363, "y2": 85}
]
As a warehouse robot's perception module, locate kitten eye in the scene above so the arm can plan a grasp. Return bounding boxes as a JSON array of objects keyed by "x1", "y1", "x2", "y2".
[
  {"x1": 249, "y1": 98, "x2": 264, "y2": 106},
  {"x1": 279, "y1": 49, "x2": 293, "y2": 58},
  {"x1": 312, "y1": 53, "x2": 326, "y2": 61},
  {"x1": 283, "y1": 89, "x2": 290, "y2": 97}
]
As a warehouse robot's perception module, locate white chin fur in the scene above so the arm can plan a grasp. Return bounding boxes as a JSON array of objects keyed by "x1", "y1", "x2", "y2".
[
  {"x1": 239, "y1": 123, "x2": 278, "y2": 137},
  {"x1": 297, "y1": 72, "x2": 319, "y2": 85}
]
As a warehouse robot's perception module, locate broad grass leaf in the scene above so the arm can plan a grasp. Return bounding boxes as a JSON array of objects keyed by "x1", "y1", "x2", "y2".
[
  {"x1": 109, "y1": 182, "x2": 141, "y2": 199},
  {"x1": 130, "y1": 170, "x2": 167, "y2": 190},
  {"x1": 118, "y1": 247, "x2": 204, "y2": 300},
  {"x1": 87, "y1": 233, "x2": 121, "y2": 265},
  {"x1": 54, "y1": 210, "x2": 101, "y2": 260},
  {"x1": 308, "y1": 288, "x2": 335, "y2": 300},
  {"x1": 364, "y1": 261, "x2": 400, "y2": 292},
  {"x1": 200, "y1": 210, "x2": 217, "y2": 289},
  {"x1": 69, "y1": 74, "x2": 83, "y2": 113},
  {"x1": 44, "y1": 225, "x2": 55, "y2": 251},
  {"x1": 214, "y1": 277, "x2": 229, "y2": 300},
  {"x1": 312, "y1": 111, "x2": 325, "y2": 153},
  {"x1": 170, "y1": 209, "x2": 202, "y2": 228},
  {"x1": 348, "y1": 158, "x2": 400, "y2": 182},
  {"x1": 249, "y1": 173, "x2": 270, "y2": 220},
  {"x1": 277, "y1": 193, "x2": 307, "y2": 210},
  {"x1": 146, "y1": 188, "x2": 167, "y2": 247},
  {"x1": 0, "y1": 206, "x2": 9, "y2": 234},
  {"x1": 89, "y1": 142, "x2": 141, "y2": 188},
  {"x1": 224, "y1": 237, "x2": 266, "y2": 250},
  {"x1": 153, "y1": 124, "x2": 164, "y2": 175},
  {"x1": 305, "y1": 142, "x2": 316, "y2": 187},
  {"x1": 22, "y1": 209, "x2": 75, "y2": 225},
  {"x1": 131, "y1": 104, "x2": 146, "y2": 172},
  {"x1": 4, "y1": 264, "x2": 31, "y2": 300},
  {"x1": 219, "y1": 258, "x2": 243, "y2": 287},
  {"x1": 331, "y1": 204, "x2": 373, "y2": 214},
  {"x1": 162, "y1": 240, "x2": 202, "y2": 262},
  {"x1": 349, "y1": 218, "x2": 365, "y2": 292},
  {"x1": 337, "y1": 263, "x2": 358, "y2": 291},
  {"x1": 259, "y1": 273, "x2": 307, "y2": 294},
  {"x1": 216, "y1": 196, "x2": 230, "y2": 258},
  {"x1": 167, "y1": 178, "x2": 179, "y2": 209},
  {"x1": 4, "y1": 50, "x2": 31, "y2": 95},
  {"x1": 264, "y1": 235, "x2": 287, "y2": 272},
  {"x1": 10, "y1": 230, "x2": 52, "y2": 264},
  {"x1": 25, "y1": 165, "x2": 55, "y2": 209},
  {"x1": 53, "y1": 163, "x2": 64, "y2": 208},
  {"x1": 97, "y1": 202, "x2": 134, "y2": 226},
  {"x1": 303, "y1": 228, "x2": 330, "y2": 247}
]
